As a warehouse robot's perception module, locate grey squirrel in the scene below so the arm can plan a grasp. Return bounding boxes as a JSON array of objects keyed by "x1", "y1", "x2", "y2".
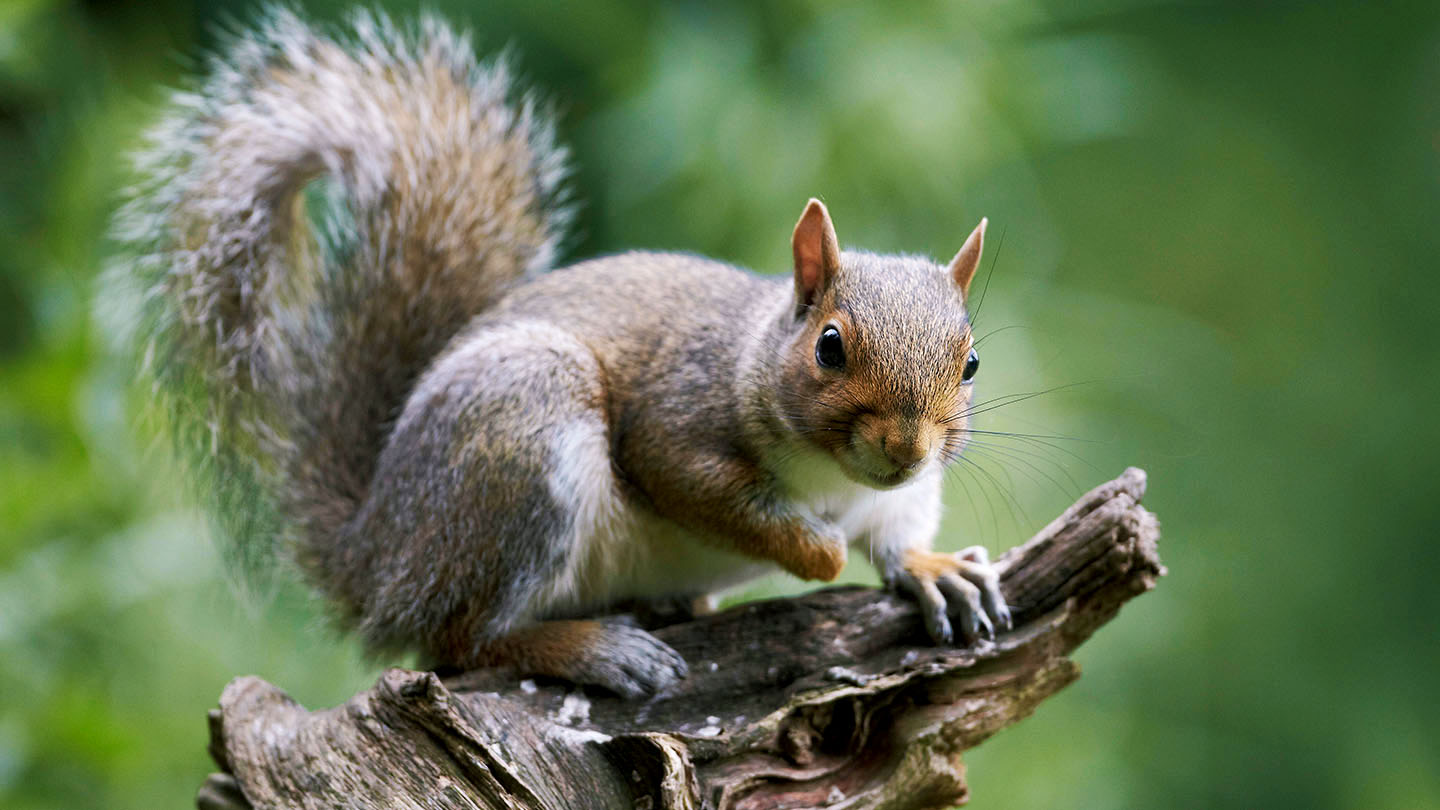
[{"x1": 114, "y1": 9, "x2": 1010, "y2": 698}]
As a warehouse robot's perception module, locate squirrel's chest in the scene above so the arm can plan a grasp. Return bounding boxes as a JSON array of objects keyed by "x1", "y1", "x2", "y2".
[
  {"x1": 561, "y1": 509, "x2": 774, "y2": 612},
  {"x1": 630, "y1": 450, "x2": 884, "y2": 573},
  {"x1": 767, "y1": 446, "x2": 878, "y2": 529},
  {"x1": 548, "y1": 443, "x2": 909, "y2": 614}
]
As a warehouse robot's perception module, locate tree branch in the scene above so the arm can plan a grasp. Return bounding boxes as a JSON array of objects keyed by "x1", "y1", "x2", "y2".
[{"x1": 197, "y1": 467, "x2": 1162, "y2": 810}]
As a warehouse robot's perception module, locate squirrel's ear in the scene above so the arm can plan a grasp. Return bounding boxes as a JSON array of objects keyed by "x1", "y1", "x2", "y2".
[
  {"x1": 792, "y1": 198, "x2": 842, "y2": 311},
  {"x1": 947, "y1": 218, "x2": 988, "y2": 300}
]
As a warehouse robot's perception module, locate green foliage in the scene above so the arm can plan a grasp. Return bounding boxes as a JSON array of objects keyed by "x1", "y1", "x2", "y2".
[{"x1": 2, "y1": 0, "x2": 1437, "y2": 807}]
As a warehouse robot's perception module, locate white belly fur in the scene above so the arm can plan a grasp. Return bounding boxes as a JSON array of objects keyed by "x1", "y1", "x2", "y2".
[
  {"x1": 553, "y1": 502, "x2": 775, "y2": 617},
  {"x1": 538, "y1": 422, "x2": 928, "y2": 619}
]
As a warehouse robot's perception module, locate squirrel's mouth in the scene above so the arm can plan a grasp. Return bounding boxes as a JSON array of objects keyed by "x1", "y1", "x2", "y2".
[
  {"x1": 838, "y1": 438, "x2": 930, "y2": 490},
  {"x1": 868, "y1": 469, "x2": 912, "y2": 488},
  {"x1": 845, "y1": 460, "x2": 922, "y2": 490}
]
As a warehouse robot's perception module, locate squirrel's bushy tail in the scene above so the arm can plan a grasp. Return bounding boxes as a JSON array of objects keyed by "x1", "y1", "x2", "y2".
[{"x1": 112, "y1": 9, "x2": 568, "y2": 577}]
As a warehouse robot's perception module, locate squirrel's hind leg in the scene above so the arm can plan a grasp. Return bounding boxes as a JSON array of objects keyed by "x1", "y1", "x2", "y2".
[
  {"x1": 371, "y1": 321, "x2": 685, "y2": 697},
  {"x1": 467, "y1": 619, "x2": 688, "y2": 699}
]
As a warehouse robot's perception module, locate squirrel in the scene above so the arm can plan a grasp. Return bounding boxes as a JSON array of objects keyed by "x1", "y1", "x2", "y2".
[{"x1": 113, "y1": 9, "x2": 1011, "y2": 698}]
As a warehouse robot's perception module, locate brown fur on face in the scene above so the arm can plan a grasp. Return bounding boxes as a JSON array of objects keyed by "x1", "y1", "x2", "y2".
[{"x1": 777, "y1": 251, "x2": 977, "y2": 487}]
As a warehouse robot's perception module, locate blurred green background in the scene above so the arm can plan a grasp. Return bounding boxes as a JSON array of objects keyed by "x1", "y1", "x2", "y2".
[{"x1": 3, "y1": 0, "x2": 1438, "y2": 807}]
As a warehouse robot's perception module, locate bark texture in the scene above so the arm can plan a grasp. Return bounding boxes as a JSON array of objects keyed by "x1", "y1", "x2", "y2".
[{"x1": 197, "y1": 467, "x2": 1163, "y2": 810}]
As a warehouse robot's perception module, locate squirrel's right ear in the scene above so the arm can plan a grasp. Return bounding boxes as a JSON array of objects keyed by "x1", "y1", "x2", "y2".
[{"x1": 792, "y1": 198, "x2": 842, "y2": 312}]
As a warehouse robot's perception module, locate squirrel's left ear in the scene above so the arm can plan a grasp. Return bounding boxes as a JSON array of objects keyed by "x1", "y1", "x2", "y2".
[
  {"x1": 792, "y1": 198, "x2": 842, "y2": 312},
  {"x1": 947, "y1": 218, "x2": 988, "y2": 300}
]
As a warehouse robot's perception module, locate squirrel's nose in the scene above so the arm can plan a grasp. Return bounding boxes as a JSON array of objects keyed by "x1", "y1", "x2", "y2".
[{"x1": 880, "y1": 434, "x2": 927, "y2": 470}]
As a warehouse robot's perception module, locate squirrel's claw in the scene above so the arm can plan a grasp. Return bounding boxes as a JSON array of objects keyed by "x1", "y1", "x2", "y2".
[
  {"x1": 896, "y1": 548, "x2": 1011, "y2": 647},
  {"x1": 568, "y1": 623, "x2": 688, "y2": 699},
  {"x1": 893, "y1": 569, "x2": 953, "y2": 645},
  {"x1": 937, "y1": 571, "x2": 994, "y2": 643},
  {"x1": 988, "y1": 594, "x2": 1013, "y2": 633},
  {"x1": 956, "y1": 545, "x2": 1011, "y2": 633}
]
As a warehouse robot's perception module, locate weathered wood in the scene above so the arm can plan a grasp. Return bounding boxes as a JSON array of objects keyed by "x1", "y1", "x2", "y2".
[{"x1": 199, "y1": 467, "x2": 1163, "y2": 810}]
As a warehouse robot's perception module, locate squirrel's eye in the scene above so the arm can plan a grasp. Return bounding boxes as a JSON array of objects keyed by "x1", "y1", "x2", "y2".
[
  {"x1": 815, "y1": 326, "x2": 845, "y2": 370},
  {"x1": 962, "y1": 348, "x2": 980, "y2": 384}
]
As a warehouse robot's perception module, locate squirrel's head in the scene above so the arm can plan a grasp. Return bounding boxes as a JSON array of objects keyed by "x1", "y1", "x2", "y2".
[{"x1": 777, "y1": 199, "x2": 987, "y2": 490}]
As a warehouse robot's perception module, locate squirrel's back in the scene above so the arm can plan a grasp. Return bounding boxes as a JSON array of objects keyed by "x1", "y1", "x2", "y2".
[
  {"x1": 111, "y1": 9, "x2": 569, "y2": 576},
  {"x1": 489, "y1": 251, "x2": 788, "y2": 450},
  {"x1": 494, "y1": 251, "x2": 780, "y2": 354}
]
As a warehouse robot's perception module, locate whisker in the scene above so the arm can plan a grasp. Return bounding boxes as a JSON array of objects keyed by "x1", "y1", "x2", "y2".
[
  {"x1": 948, "y1": 428, "x2": 1100, "y2": 474},
  {"x1": 964, "y1": 224, "x2": 1007, "y2": 328},
  {"x1": 943, "y1": 458, "x2": 1003, "y2": 546},
  {"x1": 959, "y1": 452, "x2": 1035, "y2": 531},
  {"x1": 971, "y1": 324, "x2": 1028, "y2": 349},
  {"x1": 944, "y1": 459, "x2": 986, "y2": 545},
  {"x1": 939, "y1": 385, "x2": 1072, "y2": 425},
  {"x1": 951, "y1": 379, "x2": 1102, "y2": 422},
  {"x1": 961, "y1": 441, "x2": 1080, "y2": 500},
  {"x1": 960, "y1": 427, "x2": 1096, "y2": 443},
  {"x1": 952, "y1": 454, "x2": 1020, "y2": 539},
  {"x1": 958, "y1": 435, "x2": 1087, "y2": 485}
]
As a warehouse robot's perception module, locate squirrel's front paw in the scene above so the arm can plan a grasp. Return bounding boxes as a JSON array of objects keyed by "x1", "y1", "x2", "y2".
[
  {"x1": 780, "y1": 521, "x2": 848, "y2": 582},
  {"x1": 568, "y1": 623, "x2": 689, "y2": 700},
  {"x1": 891, "y1": 546, "x2": 1012, "y2": 646}
]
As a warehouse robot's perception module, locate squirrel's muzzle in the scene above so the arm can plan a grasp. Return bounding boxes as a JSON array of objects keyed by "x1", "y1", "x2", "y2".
[{"x1": 849, "y1": 413, "x2": 939, "y2": 483}]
